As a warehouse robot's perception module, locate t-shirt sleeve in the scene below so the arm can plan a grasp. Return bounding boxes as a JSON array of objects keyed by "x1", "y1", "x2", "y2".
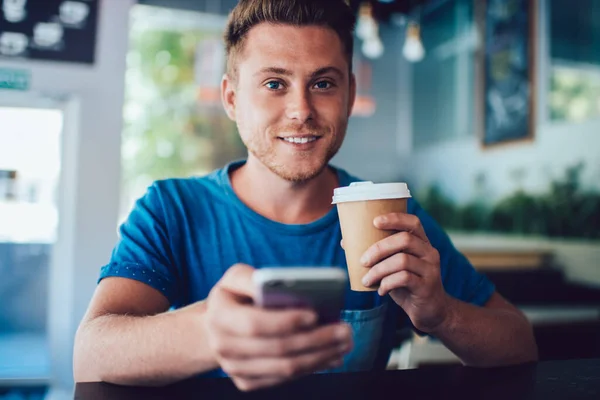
[
  {"x1": 98, "y1": 182, "x2": 182, "y2": 306},
  {"x1": 410, "y1": 199, "x2": 495, "y2": 307}
]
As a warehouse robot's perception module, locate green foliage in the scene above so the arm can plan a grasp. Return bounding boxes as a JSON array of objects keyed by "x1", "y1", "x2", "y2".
[
  {"x1": 419, "y1": 185, "x2": 460, "y2": 228},
  {"x1": 541, "y1": 164, "x2": 600, "y2": 238},
  {"x1": 459, "y1": 201, "x2": 492, "y2": 231},
  {"x1": 122, "y1": 22, "x2": 246, "y2": 197},
  {"x1": 490, "y1": 190, "x2": 545, "y2": 235},
  {"x1": 550, "y1": 67, "x2": 600, "y2": 122},
  {"x1": 419, "y1": 164, "x2": 600, "y2": 239}
]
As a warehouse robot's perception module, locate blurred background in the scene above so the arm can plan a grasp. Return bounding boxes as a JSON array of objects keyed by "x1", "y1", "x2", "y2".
[{"x1": 0, "y1": 0, "x2": 598, "y2": 398}]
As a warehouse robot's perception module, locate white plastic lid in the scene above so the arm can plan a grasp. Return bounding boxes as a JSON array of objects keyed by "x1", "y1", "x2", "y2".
[{"x1": 332, "y1": 181, "x2": 411, "y2": 204}]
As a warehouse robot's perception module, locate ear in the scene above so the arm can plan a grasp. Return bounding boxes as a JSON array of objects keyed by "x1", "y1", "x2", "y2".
[
  {"x1": 221, "y1": 73, "x2": 236, "y2": 121},
  {"x1": 348, "y1": 73, "x2": 357, "y2": 117}
]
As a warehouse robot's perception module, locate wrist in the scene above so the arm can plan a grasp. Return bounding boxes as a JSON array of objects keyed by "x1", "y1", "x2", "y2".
[
  {"x1": 430, "y1": 294, "x2": 458, "y2": 336},
  {"x1": 180, "y1": 301, "x2": 220, "y2": 371}
]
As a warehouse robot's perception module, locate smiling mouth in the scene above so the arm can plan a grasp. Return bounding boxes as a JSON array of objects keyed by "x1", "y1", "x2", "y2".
[{"x1": 278, "y1": 136, "x2": 321, "y2": 144}]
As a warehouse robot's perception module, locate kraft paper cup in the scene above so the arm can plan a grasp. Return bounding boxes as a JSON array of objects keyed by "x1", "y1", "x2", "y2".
[{"x1": 333, "y1": 182, "x2": 411, "y2": 291}]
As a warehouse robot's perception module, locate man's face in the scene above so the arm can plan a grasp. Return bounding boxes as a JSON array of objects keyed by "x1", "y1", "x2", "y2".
[{"x1": 222, "y1": 23, "x2": 356, "y2": 183}]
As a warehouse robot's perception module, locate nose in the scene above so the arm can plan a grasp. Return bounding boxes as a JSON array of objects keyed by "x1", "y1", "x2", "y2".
[{"x1": 285, "y1": 88, "x2": 314, "y2": 122}]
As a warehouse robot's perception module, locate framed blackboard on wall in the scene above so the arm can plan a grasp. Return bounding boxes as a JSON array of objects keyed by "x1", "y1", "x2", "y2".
[
  {"x1": 0, "y1": 0, "x2": 99, "y2": 65},
  {"x1": 482, "y1": 0, "x2": 536, "y2": 147}
]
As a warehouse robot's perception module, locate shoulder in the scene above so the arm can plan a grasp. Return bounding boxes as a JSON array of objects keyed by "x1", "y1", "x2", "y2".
[{"x1": 147, "y1": 168, "x2": 227, "y2": 207}]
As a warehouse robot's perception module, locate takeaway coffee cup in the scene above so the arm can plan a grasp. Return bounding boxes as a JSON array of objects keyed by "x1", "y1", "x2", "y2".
[{"x1": 332, "y1": 181, "x2": 411, "y2": 291}]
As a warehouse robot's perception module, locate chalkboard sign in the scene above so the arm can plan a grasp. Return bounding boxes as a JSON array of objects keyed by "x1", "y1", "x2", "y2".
[
  {"x1": 0, "y1": 0, "x2": 99, "y2": 64},
  {"x1": 483, "y1": 0, "x2": 535, "y2": 147}
]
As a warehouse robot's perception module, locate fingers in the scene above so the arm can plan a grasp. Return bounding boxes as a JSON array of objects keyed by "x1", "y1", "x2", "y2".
[
  {"x1": 232, "y1": 376, "x2": 285, "y2": 392},
  {"x1": 230, "y1": 343, "x2": 347, "y2": 392},
  {"x1": 361, "y1": 231, "x2": 431, "y2": 268},
  {"x1": 209, "y1": 286, "x2": 317, "y2": 337},
  {"x1": 374, "y1": 213, "x2": 429, "y2": 243},
  {"x1": 362, "y1": 253, "x2": 427, "y2": 288},
  {"x1": 219, "y1": 263, "x2": 257, "y2": 298},
  {"x1": 378, "y1": 270, "x2": 420, "y2": 296},
  {"x1": 207, "y1": 263, "x2": 353, "y2": 393},
  {"x1": 211, "y1": 263, "x2": 319, "y2": 337},
  {"x1": 220, "y1": 342, "x2": 346, "y2": 381},
  {"x1": 214, "y1": 323, "x2": 353, "y2": 359}
]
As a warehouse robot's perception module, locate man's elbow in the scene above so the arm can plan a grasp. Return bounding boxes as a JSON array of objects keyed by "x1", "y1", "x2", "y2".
[
  {"x1": 73, "y1": 324, "x2": 102, "y2": 383},
  {"x1": 494, "y1": 311, "x2": 538, "y2": 366},
  {"x1": 518, "y1": 316, "x2": 539, "y2": 364},
  {"x1": 73, "y1": 356, "x2": 100, "y2": 383},
  {"x1": 527, "y1": 345, "x2": 539, "y2": 363},
  {"x1": 524, "y1": 329, "x2": 539, "y2": 363}
]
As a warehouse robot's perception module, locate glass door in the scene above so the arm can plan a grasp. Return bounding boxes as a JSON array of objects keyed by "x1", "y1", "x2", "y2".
[{"x1": 0, "y1": 98, "x2": 64, "y2": 389}]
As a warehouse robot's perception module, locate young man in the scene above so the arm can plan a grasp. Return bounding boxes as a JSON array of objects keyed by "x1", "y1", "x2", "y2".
[{"x1": 73, "y1": 0, "x2": 537, "y2": 392}]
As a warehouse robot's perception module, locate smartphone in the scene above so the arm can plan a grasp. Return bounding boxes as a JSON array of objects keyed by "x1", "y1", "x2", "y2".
[{"x1": 253, "y1": 267, "x2": 348, "y2": 325}]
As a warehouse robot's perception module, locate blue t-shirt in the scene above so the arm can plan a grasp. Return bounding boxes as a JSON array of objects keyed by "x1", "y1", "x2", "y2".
[{"x1": 99, "y1": 160, "x2": 495, "y2": 375}]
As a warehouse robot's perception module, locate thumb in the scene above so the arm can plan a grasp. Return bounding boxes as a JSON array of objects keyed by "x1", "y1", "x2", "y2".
[{"x1": 219, "y1": 263, "x2": 256, "y2": 299}]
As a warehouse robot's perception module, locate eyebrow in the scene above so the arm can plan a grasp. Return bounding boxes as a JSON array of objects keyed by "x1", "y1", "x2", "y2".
[
  {"x1": 310, "y1": 66, "x2": 345, "y2": 80},
  {"x1": 254, "y1": 66, "x2": 345, "y2": 79},
  {"x1": 254, "y1": 67, "x2": 293, "y2": 77}
]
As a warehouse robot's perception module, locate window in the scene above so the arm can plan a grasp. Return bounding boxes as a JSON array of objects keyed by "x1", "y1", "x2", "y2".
[
  {"x1": 0, "y1": 106, "x2": 62, "y2": 383},
  {"x1": 549, "y1": 0, "x2": 600, "y2": 122},
  {"x1": 121, "y1": 5, "x2": 246, "y2": 218},
  {"x1": 412, "y1": 0, "x2": 476, "y2": 148}
]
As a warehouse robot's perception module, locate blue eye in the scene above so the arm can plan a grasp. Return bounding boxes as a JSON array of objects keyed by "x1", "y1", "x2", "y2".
[
  {"x1": 266, "y1": 81, "x2": 282, "y2": 90},
  {"x1": 314, "y1": 81, "x2": 332, "y2": 90}
]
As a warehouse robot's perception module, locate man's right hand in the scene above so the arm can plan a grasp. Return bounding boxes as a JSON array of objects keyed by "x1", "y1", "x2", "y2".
[{"x1": 203, "y1": 264, "x2": 353, "y2": 392}]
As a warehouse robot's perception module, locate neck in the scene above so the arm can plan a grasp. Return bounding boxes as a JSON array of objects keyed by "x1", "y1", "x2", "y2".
[{"x1": 230, "y1": 158, "x2": 339, "y2": 225}]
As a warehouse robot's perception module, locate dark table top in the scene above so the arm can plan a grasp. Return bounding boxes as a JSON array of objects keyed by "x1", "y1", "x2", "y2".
[{"x1": 75, "y1": 358, "x2": 600, "y2": 400}]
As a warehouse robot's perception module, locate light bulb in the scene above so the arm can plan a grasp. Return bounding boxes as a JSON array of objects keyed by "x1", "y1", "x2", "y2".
[
  {"x1": 362, "y1": 37, "x2": 384, "y2": 59},
  {"x1": 357, "y1": 17, "x2": 378, "y2": 40},
  {"x1": 403, "y1": 23, "x2": 425, "y2": 62},
  {"x1": 356, "y1": 2, "x2": 377, "y2": 40}
]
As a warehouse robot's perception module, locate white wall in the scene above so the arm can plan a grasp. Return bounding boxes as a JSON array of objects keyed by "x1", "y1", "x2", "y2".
[
  {"x1": 404, "y1": 0, "x2": 600, "y2": 203},
  {"x1": 0, "y1": 0, "x2": 135, "y2": 391},
  {"x1": 407, "y1": 118, "x2": 600, "y2": 203}
]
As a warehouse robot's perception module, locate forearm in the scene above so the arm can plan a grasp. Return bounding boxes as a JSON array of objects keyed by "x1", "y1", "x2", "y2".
[
  {"x1": 73, "y1": 301, "x2": 219, "y2": 386},
  {"x1": 433, "y1": 297, "x2": 538, "y2": 367}
]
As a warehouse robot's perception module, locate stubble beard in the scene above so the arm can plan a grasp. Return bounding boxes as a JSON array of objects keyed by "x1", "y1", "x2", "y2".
[{"x1": 241, "y1": 128, "x2": 344, "y2": 184}]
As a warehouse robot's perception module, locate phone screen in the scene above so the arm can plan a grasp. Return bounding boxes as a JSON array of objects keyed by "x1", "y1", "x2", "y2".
[{"x1": 259, "y1": 278, "x2": 346, "y2": 324}]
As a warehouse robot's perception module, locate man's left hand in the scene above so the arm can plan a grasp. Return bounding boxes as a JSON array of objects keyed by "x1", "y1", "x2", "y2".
[{"x1": 360, "y1": 213, "x2": 451, "y2": 334}]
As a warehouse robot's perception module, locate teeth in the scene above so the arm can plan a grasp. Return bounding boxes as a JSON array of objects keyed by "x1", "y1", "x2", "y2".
[{"x1": 283, "y1": 137, "x2": 317, "y2": 144}]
